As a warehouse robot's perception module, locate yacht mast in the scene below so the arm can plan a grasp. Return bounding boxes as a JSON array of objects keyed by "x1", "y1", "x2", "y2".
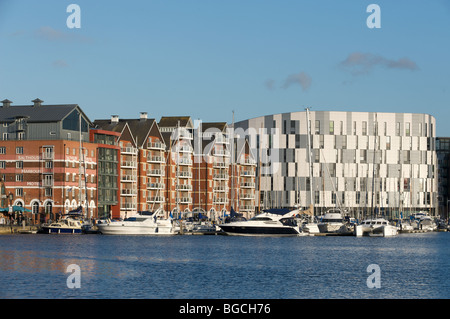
[{"x1": 306, "y1": 107, "x2": 314, "y2": 216}]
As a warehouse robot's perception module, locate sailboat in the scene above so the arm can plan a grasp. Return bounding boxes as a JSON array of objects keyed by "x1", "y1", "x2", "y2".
[{"x1": 354, "y1": 113, "x2": 398, "y2": 237}]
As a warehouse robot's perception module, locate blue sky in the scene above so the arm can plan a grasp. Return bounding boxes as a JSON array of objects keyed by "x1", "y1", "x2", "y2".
[{"x1": 1, "y1": 1, "x2": 449, "y2": 135}]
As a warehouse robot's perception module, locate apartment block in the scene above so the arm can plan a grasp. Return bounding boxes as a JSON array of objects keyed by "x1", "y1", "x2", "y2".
[{"x1": 235, "y1": 110, "x2": 438, "y2": 218}]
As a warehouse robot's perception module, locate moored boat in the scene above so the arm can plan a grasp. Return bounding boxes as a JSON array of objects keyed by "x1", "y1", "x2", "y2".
[
  {"x1": 97, "y1": 211, "x2": 176, "y2": 235},
  {"x1": 354, "y1": 217, "x2": 398, "y2": 237},
  {"x1": 218, "y1": 209, "x2": 302, "y2": 236}
]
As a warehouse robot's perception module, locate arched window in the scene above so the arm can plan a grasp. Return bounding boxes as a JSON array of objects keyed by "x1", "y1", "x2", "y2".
[
  {"x1": 45, "y1": 202, "x2": 53, "y2": 220},
  {"x1": 32, "y1": 202, "x2": 39, "y2": 215}
]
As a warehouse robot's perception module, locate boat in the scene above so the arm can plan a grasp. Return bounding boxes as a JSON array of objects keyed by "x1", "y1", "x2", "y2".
[
  {"x1": 218, "y1": 209, "x2": 302, "y2": 236},
  {"x1": 354, "y1": 217, "x2": 398, "y2": 237},
  {"x1": 317, "y1": 208, "x2": 347, "y2": 233},
  {"x1": 97, "y1": 211, "x2": 176, "y2": 235},
  {"x1": 411, "y1": 212, "x2": 437, "y2": 231},
  {"x1": 397, "y1": 219, "x2": 415, "y2": 233},
  {"x1": 38, "y1": 217, "x2": 83, "y2": 234}
]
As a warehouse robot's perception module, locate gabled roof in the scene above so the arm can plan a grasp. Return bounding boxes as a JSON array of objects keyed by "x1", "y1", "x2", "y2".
[
  {"x1": 93, "y1": 118, "x2": 161, "y2": 148},
  {"x1": 0, "y1": 103, "x2": 92, "y2": 125},
  {"x1": 159, "y1": 116, "x2": 193, "y2": 128}
]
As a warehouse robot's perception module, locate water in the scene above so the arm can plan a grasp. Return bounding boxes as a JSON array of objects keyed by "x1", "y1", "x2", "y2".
[{"x1": 1, "y1": 232, "x2": 450, "y2": 299}]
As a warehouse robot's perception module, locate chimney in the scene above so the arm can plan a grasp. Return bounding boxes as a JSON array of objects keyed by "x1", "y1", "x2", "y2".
[
  {"x1": 32, "y1": 98, "x2": 43, "y2": 107},
  {"x1": 140, "y1": 112, "x2": 148, "y2": 121},
  {"x1": 111, "y1": 115, "x2": 119, "y2": 123},
  {"x1": 1, "y1": 99, "x2": 12, "y2": 108}
]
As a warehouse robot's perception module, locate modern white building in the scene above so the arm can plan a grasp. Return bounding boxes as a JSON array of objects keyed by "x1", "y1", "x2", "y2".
[{"x1": 234, "y1": 110, "x2": 438, "y2": 218}]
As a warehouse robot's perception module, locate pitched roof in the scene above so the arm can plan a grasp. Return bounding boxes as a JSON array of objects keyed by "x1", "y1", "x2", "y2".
[
  {"x1": 0, "y1": 104, "x2": 89, "y2": 124},
  {"x1": 93, "y1": 118, "x2": 159, "y2": 148},
  {"x1": 159, "y1": 116, "x2": 193, "y2": 128}
]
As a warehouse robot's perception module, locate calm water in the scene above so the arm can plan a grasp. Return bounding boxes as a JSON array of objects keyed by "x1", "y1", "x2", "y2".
[{"x1": 1, "y1": 232, "x2": 449, "y2": 299}]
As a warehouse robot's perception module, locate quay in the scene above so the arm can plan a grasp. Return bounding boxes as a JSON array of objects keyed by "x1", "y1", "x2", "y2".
[{"x1": 0, "y1": 225, "x2": 39, "y2": 234}]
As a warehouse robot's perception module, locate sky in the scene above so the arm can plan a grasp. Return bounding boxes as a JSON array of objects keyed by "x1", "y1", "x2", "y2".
[{"x1": 0, "y1": 0, "x2": 449, "y2": 135}]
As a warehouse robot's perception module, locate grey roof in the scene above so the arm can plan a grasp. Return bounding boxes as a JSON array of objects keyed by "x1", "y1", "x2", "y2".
[
  {"x1": 94, "y1": 118, "x2": 157, "y2": 147},
  {"x1": 0, "y1": 104, "x2": 92, "y2": 124}
]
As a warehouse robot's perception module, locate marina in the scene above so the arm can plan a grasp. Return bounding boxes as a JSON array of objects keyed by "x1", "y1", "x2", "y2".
[{"x1": 1, "y1": 231, "x2": 449, "y2": 299}]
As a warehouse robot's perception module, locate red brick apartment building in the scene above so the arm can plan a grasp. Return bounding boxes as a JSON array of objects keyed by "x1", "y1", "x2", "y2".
[
  {"x1": 0, "y1": 99, "x2": 99, "y2": 222},
  {"x1": 0, "y1": 99, "x2": 257, "y2": 222}
]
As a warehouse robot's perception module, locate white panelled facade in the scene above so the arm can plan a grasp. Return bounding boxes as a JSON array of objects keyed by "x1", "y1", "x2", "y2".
[{"x1": 235, "y1": 110, "x2": 438, "y2": 218}]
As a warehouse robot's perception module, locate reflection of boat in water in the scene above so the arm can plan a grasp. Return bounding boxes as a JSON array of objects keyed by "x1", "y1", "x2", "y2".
[
  {"x1": 355, "y1": 218, "x2": 398, "y2": 237},
  {"x1": 218, "y1": 209, "x2": 302, "y2": 236},
  {"x1": 318, "y1": 209, "x2": 347, "y2": 233},
  {"x1": 97, "y1": 211, "x2": 175, "y2": 235}
]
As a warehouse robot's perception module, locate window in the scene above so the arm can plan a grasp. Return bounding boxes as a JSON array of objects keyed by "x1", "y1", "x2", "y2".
[
  {"x1": 406, "y1": 122, "x2": 411, "y2": 136},
  {"x1": 16, "y1": 161, "x2": 23, "y2": 169},
  {"x1": 16, "y1": 188, "x2": 23, "y2": 197},
  {"x1": 0, "y1": 147, "x2": 5, "y2": 154},
  {"x1": 353, "y1": 121, "x2": 356, "y2": 135},
  {"x1": 396, "y1": 122, "x2": 401, "y2": 136},
  {"x1": 16, "y1": 147, "x2": 23, "y2": 154},
  {"x1": 32, "y1": 202, "x2": 39, "y2": 215},
  {"x1": 16, "y1": 174, "x2": 23, "y2": 182},
  {"x1": 329, "y1": 121, "x2": 334, "y2": 135},
  {"x1": 0, "y1": 161, "x2": 5, "y2": 169},
  {"x1": 45, "y1": 188, "x2": 53, "y2": 197},
  {"x1": 386, "y1": 136, "x2": 391, "y2": 150},
  {"x1": 362, "y1": 122, "x2": 367, "y2": 135},
  {"x1": 2, "y1": 133, "x2": 8, "y2": 141},
  {"x1": 45, "y1": 161, "x2": 53, "y2": 169},
  {"x1": 315, "y1": 120, "x2": 320, "y2": 134},
  {"x1": 319, "y1": 135, "x2": 324, "y2": 149},
  {"x1": 17, "y1": 132, "x2": 25, "y2": 140}
]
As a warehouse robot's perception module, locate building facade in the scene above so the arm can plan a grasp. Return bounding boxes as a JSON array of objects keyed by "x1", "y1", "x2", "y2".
[{"x1": 235, "y1": 110, "x2": 438, "y2": 218}]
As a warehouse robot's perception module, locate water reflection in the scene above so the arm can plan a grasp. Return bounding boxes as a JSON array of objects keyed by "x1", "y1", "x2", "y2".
[{"x1": 0, "y1": 233, "x2": 449, "y2": 298}]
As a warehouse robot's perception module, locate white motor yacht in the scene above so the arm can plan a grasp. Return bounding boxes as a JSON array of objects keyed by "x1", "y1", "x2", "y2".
[
  {"x1": 355, "y1": 217, "x2": 398, "y2": 237},
  {"x1": 218, "y1": 210, "x2": 302, "y2": 236},
  {"x1": 318, "y1": 209, "x2": 346, "y2": 233},
  {"x1": 97, "y1": 211, "x2": 175, "y2": 235}
]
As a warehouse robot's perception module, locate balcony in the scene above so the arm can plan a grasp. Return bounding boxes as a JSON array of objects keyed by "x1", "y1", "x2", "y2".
[
  {"x1": 214, "y1": 135, "x2": 229, "y2": 144},
  {"x1": 147, "y1": 183, "x2": 164, "y2": 189},
  {"x1": 214, "y1": 150, "x2": 230, "y2": 157},
  {"x1": 177, "y1": 197, "x2": 192, "y2": 204},
  {"x1": 213, "y1": 161, "x2": 229, "y2": 168},
  {"x1": 240, "y1": 182, "x2": 255, "y2": 188},
  {"x1": 176, "y1": 184, "x2": 192, "y2": 191},
  {"x1": 147, "y1": 169, "x2": 164, "y2": 177},
  {"x1": 147, "y1": 196, "x2": 165, "y2": 203},
  {"x1": 147, "y1": 142, "x2": 166, "y2": 150},
  {"x1": 121, "y1": 175, "x2": 137, "y2": 182},
  {"x1": 240, "y1": 205, "x2": 255, "y2": 211},
  {"x1": 121, "y1": 147, "x2": 138, "y2": 155},
  {"x1": 213, "y1": 174, "x2": 229, "y2": 180},
  {"x1": 173, "y1": 128, "x2": 193, "y2": 140},
  {"x1": 177, "y1": 171, "x2": 192, "y2": 178},
  {"x1": 121, "y1": 188, "x2": 137, "y2": 196},
  {"x1": 241, "y1": 158, "x2": 256, "y2": 166},
  {"x1": 240, "y1": 193, "x2": 254, "y2": 200},
  {"x1": 177, "y1": 158, "x2": 192, "y2": 166},
  {"x1": 178, "y1": 146, "x2": 193, "y2": 153},
  {"x1": 121, "y1": 160, "x2": 137, "y2": 168},
  {"x1": 213, "y1": 186, "x2": 227, "y2": 192},
  {"x1": 147, "y1": 156, "x2": 165, "y2": 163},
  {"x1": 213, "y1": 197, "x2": 228, "y2": 204},
  {"x1": 120, "y1": 203, "x2": 137, "y2": 210},
  {"x1": 241, "y1": 170, "x2": 255, "y2": 177}
]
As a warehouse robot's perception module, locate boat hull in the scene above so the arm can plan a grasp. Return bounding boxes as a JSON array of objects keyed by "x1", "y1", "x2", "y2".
[
  {"x1": 218, "y1": 225, "x2": 300, "y2": 236},
  {"x1": 40, "y1": 227, "x2": 82, "y2": 234},
  {"x1": 97, "y1": 224, "x2": 174, "y2": 235}
]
